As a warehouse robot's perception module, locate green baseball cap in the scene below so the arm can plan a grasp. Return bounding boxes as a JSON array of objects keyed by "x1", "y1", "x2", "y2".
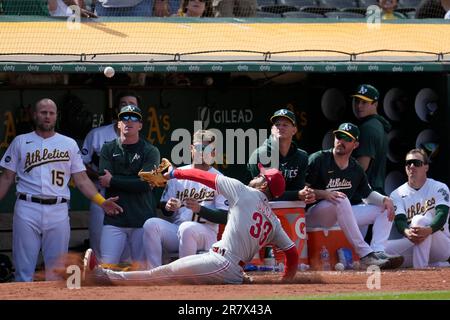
[
  {"x1": 333, "y1": 122, "x2": 360, "y2": 141},
  {"x1": 118, "y1": 104, "x2": 142, "y2": 120},
  {"x1": 270, "y1": 109, "x2": 296, "y2": 125},
  {"x1": 352, "y1": 84, "x2": 379, "y2": 102}
]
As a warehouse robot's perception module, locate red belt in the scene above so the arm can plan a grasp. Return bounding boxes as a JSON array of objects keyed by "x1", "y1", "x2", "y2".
[{"x1": 212, "y1": 247, "x2": 246, "y2": 269}]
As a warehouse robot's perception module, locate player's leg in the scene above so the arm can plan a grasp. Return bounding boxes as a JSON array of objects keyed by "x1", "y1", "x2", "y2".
[
  {"x1": 177, "y1": 222, "x2": 217, "y2": 257},
  {"x1": 307, "y1": 198, "x2": 373, "y2": 258},
  {"x1": 88, "y1": 201, "x2": 104, "y2": 258},
  {"x1": 352, "y1": 204, "x2": 392, "y2": 253},
  {"x1": 385, "y1": 237, "x2": 413, "y2": 267},
  {"x1": 100, "y1": 225, "x2": 127, "y2": 264},
  {"x1": 142, "y1": 218, "x2": 179, "y2": 268},
  {"x1": 128, "y1": 228, "x2": 145, "y2": 268},
  {"x1": 12, "y1": 201, "x2": 42, "y2": 282},
  {"x1": 428, "y1": 231, "x2": 450, "y2": 266},
  {"x1": 92, "y1": 250, "x2": 242, "y2": 285},
  {"x1": 410, "y1": 215, "x2": 432, "y2": 268},
  {"x1": 41, "y1": 203, "x2": 70, "y2": 280}
]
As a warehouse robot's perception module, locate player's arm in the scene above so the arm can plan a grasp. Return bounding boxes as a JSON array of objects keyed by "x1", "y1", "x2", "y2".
[
  {"x1": 72, "y1": 171, "x2": 123, "y2": 215},
  {"x1": 0, "y1": 168, "x2": 16, "y2": 200},
  {"x1": 170, "y1": 169, "x2": 218, "y2": 190}
]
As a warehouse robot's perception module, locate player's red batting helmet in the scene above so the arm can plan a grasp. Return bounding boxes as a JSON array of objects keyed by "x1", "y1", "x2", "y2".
[{"x1": 258, "y1": 163, "x2": 286, "y2": 198}]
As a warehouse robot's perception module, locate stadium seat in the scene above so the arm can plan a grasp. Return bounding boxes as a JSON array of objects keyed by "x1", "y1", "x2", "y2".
[
  {"x1": 319, "y1": 0, "x2": 358, "y2": 9},
  {"x1": 324, "y1": 10, "x2": 365, "y2": 18},
  {"x1": 301, "y1": 6, "x2": 338, "y2": 14},
  {"x1": 398, "y1": 0, "x2": 421, "y2": 8},
  {"x1": 257, "y1": 0, "x2": 277, "y2": 6},
  {"x1": 260, "y1": 4, "x2": 299, "y2": 13},
  {"x1": 358, "y1": 0, "x2": 378, "y2": 8},
  {"x1": 282, "y1": 11, "x2": 326, "y2": 18},
  {"x1": 406, "y1": 10, "x2": 416, "y2": 18},
  {"x1": 256, "y1": 10, "x2": 282, "y2": 17}
]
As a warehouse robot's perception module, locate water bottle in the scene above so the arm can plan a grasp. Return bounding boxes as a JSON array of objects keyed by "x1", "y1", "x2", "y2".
[{"x1": 320, "y1": 246, "x2": 331, "y2": 271}]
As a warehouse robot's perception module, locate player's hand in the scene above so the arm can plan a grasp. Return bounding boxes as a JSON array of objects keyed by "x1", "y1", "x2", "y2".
[
  {"x1": 319, "y1": 190, "x2": 347, "y2": 204},
  {"x1": 404, "y1": 228, "x2": 424, "y2": 244},
  {"x1": 271, "y1": 125, "x2": 281, "y2": 140},
  {"x1": 80, "y1": 8, "x2": 97, "y2": 18},
  {"x1": 165, "y1": 198, "x2": 181, "y2": 212},
  {"x1": 184, "y1": 198, "x2": 201, "y2": 213},
  {"x1": 411, "y1": 226, "x2": 432, "y2": 240},
  {"x1": 101, "y1": 196, "x2": 123, "y2": 216},
  {"x1": 383, "y1": 197, "x2": 395, "y2": 221},
  {"x1": 98, "y1": 169, "x2": 112, "y2": 188},
  {"x1": 163, "y1": 165, "x2": 175, "y2": 180},
  {"x1": 298, "y1": 186, "x2": 316, "y2": 204}
]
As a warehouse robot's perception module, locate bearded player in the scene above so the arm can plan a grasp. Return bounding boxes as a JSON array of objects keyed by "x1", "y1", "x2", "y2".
[
  {"x1": 83, "y1": 164, "x2": 299, "y2": 285},
  {"x1": 0, "y1": 98, "x2": 122, "y2": 282}
]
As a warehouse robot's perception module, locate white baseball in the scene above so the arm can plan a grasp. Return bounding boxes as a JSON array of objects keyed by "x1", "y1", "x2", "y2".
[
  {"x1": 334, "y1": 262, "x2": 345, "y2": 271},
  {"x1": 104, "y1": 66, "x2": 115, "y2": 78}
]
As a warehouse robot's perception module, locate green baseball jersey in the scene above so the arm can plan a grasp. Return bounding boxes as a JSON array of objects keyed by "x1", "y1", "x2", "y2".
[
  {"x1": 247, "y1": 137, "x2": 308, "y2": 201},
  {"x1": 100, "y1": 138, "x2": 160, "y2": 228},
  {"x1": 353, "y1": 115, "x2": 391, "y2": 194},
  {"x1": 306, "y1": 149, "x2": 372, "y2": 199}
]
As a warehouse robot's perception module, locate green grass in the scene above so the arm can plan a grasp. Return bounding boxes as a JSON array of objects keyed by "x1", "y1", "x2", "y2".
[{"x1": 276, "y1": 290, "x2": 450, "y2": 300}]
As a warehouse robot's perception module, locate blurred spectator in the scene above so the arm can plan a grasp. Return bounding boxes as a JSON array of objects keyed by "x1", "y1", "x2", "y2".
[
  {"x1": 213, "y1": 0, "x2": 256, "y2": 17},
  {"x1": 153, "y1": 0, "x2": 170, "y2": 16},
  {"x1": 49, "y1": 0, "x2": 96, "y2": 17},
  {"x1": 416, "y1": 0, "x2": 450, "y2": 18},
  {"x1": 94, "y1": 0, "x2": 153, "y2": 16},
  {"x1": 174, "y1": 0, "x2": 214, "y2": 17},
  {"x1": 377, "y1": 0, "x2": 406, "y2": 19}
]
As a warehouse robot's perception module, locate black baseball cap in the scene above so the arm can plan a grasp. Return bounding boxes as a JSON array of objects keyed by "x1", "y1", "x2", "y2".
[
  {"x1": 270, "y1": 109, "x2": 296, "y2": 125},
  {"x1": 118, "y1": 105, "x2": 142, "y2": 120},
  {"x1": 333, "y1": 122, "x2": 360, "y2": 141}
]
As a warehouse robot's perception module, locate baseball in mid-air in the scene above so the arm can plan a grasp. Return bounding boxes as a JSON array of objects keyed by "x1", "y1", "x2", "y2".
[
  {"x1": 334, "y1": 262, "x2": 345, "y2": 271},
  {"x1": 104, "y1": 66, "x2": 115, "y2": 78}
]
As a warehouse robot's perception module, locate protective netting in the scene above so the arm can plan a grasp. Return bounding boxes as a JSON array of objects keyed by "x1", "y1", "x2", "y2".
[
  {"x1": 1, "y1": 0, "x2": 448, "y2": 19},
  {"x1": 1, "y1": 0, "x2": 450, "y2": 66}
]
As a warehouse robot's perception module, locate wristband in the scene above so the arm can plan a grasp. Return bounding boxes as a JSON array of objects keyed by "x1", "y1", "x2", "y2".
[{"x1": 92, "y1": 193, "x2": 106, "y2": 206}]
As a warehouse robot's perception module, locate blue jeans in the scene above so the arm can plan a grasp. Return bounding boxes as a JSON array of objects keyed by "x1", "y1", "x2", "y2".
[{"x1": 95, "y1": 0, "x2": 153, "y2": 16}]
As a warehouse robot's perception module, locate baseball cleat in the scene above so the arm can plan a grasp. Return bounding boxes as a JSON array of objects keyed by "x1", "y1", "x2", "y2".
[
  {"x1": 374, "y1": 251, "x2": 404, "y2": 269},
  {"x1": 82, "y1": 248, "x2": 97, "y2": 282},
  {"x1": 360, "y1": 252, "x2": 390, "y2": 269}
]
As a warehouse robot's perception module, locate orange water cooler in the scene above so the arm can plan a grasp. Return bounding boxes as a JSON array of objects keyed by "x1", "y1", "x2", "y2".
[{"x1": 251, "y1": 201, "x2": 308, "y2": 266}]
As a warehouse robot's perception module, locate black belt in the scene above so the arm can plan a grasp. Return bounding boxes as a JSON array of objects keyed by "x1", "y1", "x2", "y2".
[
  {"x1": 212, "y1": 247, "x2": 246, "y2": 269},
  {"x1": 18, "y1": 194, "x2": 67, "y2": 205}
]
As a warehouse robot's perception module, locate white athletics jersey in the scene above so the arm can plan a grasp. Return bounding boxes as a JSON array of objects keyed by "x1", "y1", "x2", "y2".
[
  {"x1": 214, "y1": 175, "x2": 294, "y2": 263},
  {"x1": 0, "y1": 131, "x2": 86, "y2": 199},
  {"x1": 391, "y1": 178, "x2": 450, "y2": 236},
  {"x1": 161, "y1": 165, "x2": 229, "y2": 231},
  {"x1": 81, "y1": 123, "x2": 118, "y2": 172}
]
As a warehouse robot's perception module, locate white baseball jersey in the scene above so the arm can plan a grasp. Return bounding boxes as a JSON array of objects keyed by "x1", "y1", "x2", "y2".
[
  {"x1": 81, "y1": 123, "x2": 117, "y2": 172},
  {"x1": 214, "y1": 175, "x2": 294, "y2": 263},
  {"x1": 0, "y1": 131, "x2": 86, "y2": 199},
  {"x1": 391, "y1": 178, "x2": 450, "y2": 236},
  {"x1": 160, "y1": 165, "x2": 228, "y2": 230}
]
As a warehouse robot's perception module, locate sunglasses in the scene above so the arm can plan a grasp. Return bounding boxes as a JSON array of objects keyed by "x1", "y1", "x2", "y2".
[
  {"x1": 120, "y1": 115, "x2": 140, "y2": 122},
  {"x1": 193, "y1": 144, "x2": 214, "y2": 153},
  {"x1": 405, "y1": 159, "x2": 424, "y2": 167},
  {"x1": 335, "y1": 133, "x2": 354, "y2": 142}
]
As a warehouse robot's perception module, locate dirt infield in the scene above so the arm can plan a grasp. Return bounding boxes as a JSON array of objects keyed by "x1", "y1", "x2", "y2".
[{"x1": 0, "y1": 268, "x2": 449, "y2": 300}]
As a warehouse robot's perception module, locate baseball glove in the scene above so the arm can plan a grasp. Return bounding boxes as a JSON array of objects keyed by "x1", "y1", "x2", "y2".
[{"x1": 138, "y1": 158, "x2": 172, "y2": 187}]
